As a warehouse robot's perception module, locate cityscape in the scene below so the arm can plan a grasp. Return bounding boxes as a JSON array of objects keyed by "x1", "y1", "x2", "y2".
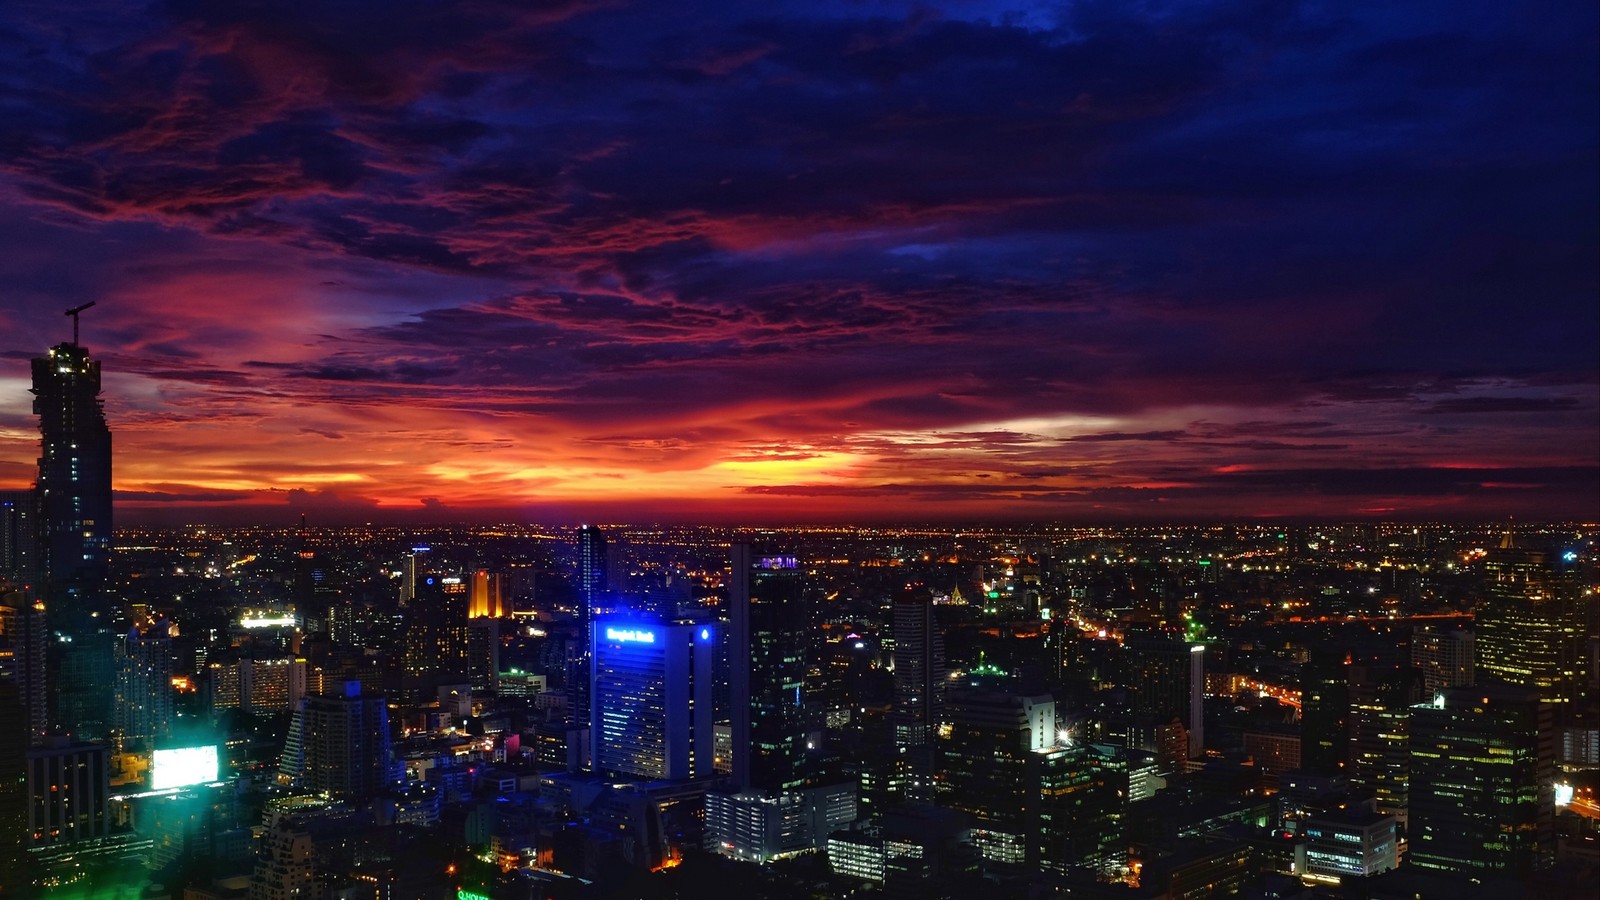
[
  {"x1": 0, "y1": 330, "x2": 1596, "y2": 898},
  {"x1": 1, "y1": 3, "x2": 1598, "y2": 900}
]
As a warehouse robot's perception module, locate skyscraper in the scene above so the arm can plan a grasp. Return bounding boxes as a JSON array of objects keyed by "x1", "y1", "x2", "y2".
[
  {"x1": 32, "y1": 332, "x2": 115, "y2": 739},
  {"x1": 1409, "y1": 684, "x2": 1555, "y2": 875},
  {"x1": 589, "y1": 617, "x2": 715, "y2": 780},
  {"x1": 937, "y1": 688, "x2": 1055, "y2": 866},
  {"x1": 1412, "y1": 625, "x2": 1474, "y2": 695},
  {"x1": 0, "y1": 490, "x2": 38, "y2": 587},
  {"x1": 1301, "y1": 645, "x2": 1350, "y2": 775},
  {"x1": 279, "y1": 681, "x2": 397, "y2": 801},
  {"x1": 1125, "y1": 634, "x2": 1205, "y2": 762},
  {"x1": 1477, "y1": 545, "x2": 1592, "y2": 712},
  {"x1": 114, "y1": 623, "x2": 174, "y2": 754},
  {"x1": 31, "y1": 339, "x2": 113, "y2": 606},
  {"x1": 568, "y1": 525, "x2": 608, "y2": 729},
  {"x1": 0, "y1": 591, "x2": 48, "y2": 745},
  {"x1": 729, "y1": 545, "x2": 812, "y2": 793},
  {"x1": 890, "y1": 583, "x2": 946, "y2": 752}
]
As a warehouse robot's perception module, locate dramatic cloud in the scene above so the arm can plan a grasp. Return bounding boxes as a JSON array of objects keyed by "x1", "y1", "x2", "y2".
[{"x1": 0, "y1": 0, "x2": 1594, "y2": 522}]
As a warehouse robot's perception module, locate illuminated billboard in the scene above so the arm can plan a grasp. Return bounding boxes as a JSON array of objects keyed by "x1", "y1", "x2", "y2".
[
  {"x1": 151, "y1": 746, "x2": 220, "y2": 790},
  {"x1": 605, "y1": 627, "x2": 656, "y2": 644}
]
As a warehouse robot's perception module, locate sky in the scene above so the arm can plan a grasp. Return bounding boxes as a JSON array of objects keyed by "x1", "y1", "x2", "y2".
[{"x1": 0, "y1": 0, "x2": 1595, "y2": 524}]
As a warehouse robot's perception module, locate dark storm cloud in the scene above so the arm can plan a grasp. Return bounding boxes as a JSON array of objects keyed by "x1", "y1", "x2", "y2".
[{"x1": 0, "y1": 0, "x2": 1594, "y2": 519}]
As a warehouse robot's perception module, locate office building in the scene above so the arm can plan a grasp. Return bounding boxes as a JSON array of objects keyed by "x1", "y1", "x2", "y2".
[
  {"x1": 1409, "y1": 684, "x2": 1555, "y2": 875},
  {"x1": 891, "y1": 582, "x2": 946, "y2": 752},
  {"x1": 590, "y1": 617, "x2": 715, "y2": 780},
  {"x1": 1477, "y1": 545, "x2": 1592, "y2": 711},
  {"x1": 937, "y1": 688, "x2": 1055, "y2": 866},
  {"x1": 402, "y1": 573, "x2": 469, "y2": 682},
  {"x1": 566, "y1": 526, "x2": 608, "y2": 729},
  {"x1": 1125, "y1": 634, "x2": 1205, "y2": 761},
  {"x1": 1034, "y1": 743, "x2": 1126, "y2": 874},
  {"x1": 707, "y1": 782, "x2": 856, "y2": 863},
  {"x1": 467, "y1": 617, "x2": 499, "y2": 693},
  {"x1": 26, "y1": 734, "x2": 110, "y2": 846},
  {"x1": 1303, "y1": 807, "x2": 1398, "y2": 883},
  {"x1": 279, "y1": 681, "x2": 397, "y2": 800},
  {"x1": 730, "y1": 545, "x2": 813, "y2": 793},
  {"x1": 1412, "y1": 625, "x2": 1474, "y2": 695},
  {"x1": 1347, "y1": 659, "x2": 1411, "y2": 822},
  {"x1": 1301, "y1": 645, "x2": 1350, "y2": 774}
]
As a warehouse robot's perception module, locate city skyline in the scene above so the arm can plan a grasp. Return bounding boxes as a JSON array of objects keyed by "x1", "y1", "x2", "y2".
[{"x1": 0, "y1": 2, "x2": 1596, "y2": 524}]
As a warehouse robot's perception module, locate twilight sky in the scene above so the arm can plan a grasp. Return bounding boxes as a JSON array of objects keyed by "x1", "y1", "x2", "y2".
[{"x1": 0, "y1": 0, "x2": 1595, "y2": 524}]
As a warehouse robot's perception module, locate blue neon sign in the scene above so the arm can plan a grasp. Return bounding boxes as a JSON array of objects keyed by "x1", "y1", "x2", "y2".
[
  {"x1": 700, "y1": 628, "x2": 711, "y2": 641},
  {"x1": 606, "y1": 627, "x2": 656, "y2": 644}
]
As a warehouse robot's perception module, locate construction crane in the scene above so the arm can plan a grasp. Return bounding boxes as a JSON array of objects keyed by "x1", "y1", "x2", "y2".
[{"x1": 65, "y1": 301, "x2": 95, "y2": 344}]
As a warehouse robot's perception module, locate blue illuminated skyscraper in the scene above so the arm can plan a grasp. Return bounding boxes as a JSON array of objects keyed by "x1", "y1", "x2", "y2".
[{"x1": 590, "y1": 616, "x2": 715, "y2": 781}]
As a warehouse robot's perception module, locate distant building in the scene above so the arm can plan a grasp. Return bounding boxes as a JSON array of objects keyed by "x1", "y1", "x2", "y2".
[
  {"x1": 1412, "y1": 625, "x2": 1474, "y2": 695},
  {"x1": 1409, "y1": 684, "x2": 1555, "y2": 875},
  {"x1": 279, "y1": 682, "x2": 397, "y2": 801},
  {"x1": 590, "y1": 617, "x2": 715, "y2": 780}
]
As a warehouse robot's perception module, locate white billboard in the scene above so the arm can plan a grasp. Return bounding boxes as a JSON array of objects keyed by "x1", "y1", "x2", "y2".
[{"x1": 151, "y1": 746, "x2": 220, "y2": 790}]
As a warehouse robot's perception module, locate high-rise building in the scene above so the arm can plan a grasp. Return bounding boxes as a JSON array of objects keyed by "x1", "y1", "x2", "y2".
[
  {"x1": 1125, "y1": 634, "x2": 1205, "y2": 761},
  {"x1": 279, "y1": 681, "x2": 397, "y2": 801},
  {"x1": 567, "y1": 525, "x2": 609, "y2": 729},
  {"x1": 590, "y1": 617, "x2": 715, "y2": 781},
  {"x1": 1034, "y1": 743, "x2": 1126, "y2": 874},
  {"x1": 468, "y1": 570, "x2": 506, "y2": 619},
  {"x1": 1412, "y1": 625, "x2": 1474, "y2": 695},
  {"x1": 729, "y1": 545, "x2": 813, "y2": 793},
  {"x1": 1477, "y1": 546, "x2": 1592, "y2": 713},
  {"x1": 0, "y1": 490, "x2": 38, "y2": 587},
  {"x1": 1301, "y1": 645, "x2": 1350, "y2": 775},
  {"x1": 1346, "y1": 659, "x2": 1412, "y2": 823},
  {"x1": 891, "y1": 583, "x2": 946, "y2": 752},
  {"x1": 0, "y1": 591, "x2": 48, "y2": 745},
  {"x1": 467, "y1": 617, "x2": 499, "y2": 693},
  {"x1": 31, "y1": 339, "x2": 112, "y2": 606},
  {"x1": 33, "y1": 334, "x2": 115, "y2": 741},
  {"x1": 26, "y1": 734, "x2": 110, "y2": 846},
  {"x1": 113, "y1": 623, "x2": 174, "y2": 753},
  {"x1": 0, "y1": 681, "x2": 27, "y2": 891},
  {"x1": 402, "y1": 573, "x2": 469, "y2": 684},
  {"x1": 1409, "y1": 684, "x2": 1555, "y2": 876},
  {"x1": 937, "y1": 688, "x2": 1055, "y2": 866}
]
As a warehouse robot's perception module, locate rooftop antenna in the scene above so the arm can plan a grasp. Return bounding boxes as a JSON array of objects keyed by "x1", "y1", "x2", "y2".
[{"x1": 65, "y1": 302, "x2": 96, "y2": 345}]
